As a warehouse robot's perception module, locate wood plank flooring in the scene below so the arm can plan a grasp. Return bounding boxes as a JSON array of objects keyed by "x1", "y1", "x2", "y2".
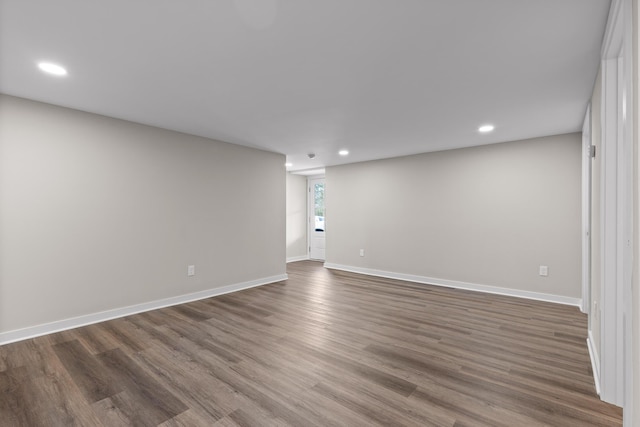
[{"x1": 0, "y1": 261, "x2": 623, "y2": 426}]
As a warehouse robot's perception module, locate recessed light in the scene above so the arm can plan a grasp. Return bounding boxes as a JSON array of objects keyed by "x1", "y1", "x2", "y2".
[
  {"x1": 284, "y1": 162, "x2": 292, "y2": 167},
  {"x1": 338, "y1": 150, "x2": 349, "y2": 156},
  {"x1": 38, "y1": 62, "x2": 68, "y2": 76},
  {"x1": 478, "y1": 124, "x2": 494, "y2": 133}
]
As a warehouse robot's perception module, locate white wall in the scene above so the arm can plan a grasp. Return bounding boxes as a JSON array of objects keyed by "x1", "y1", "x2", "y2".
[
  {"x1": 0, "y1": 95, "x2": 286, "y2": 336},
  {"x1": 286, "y1": 173, "x2": 307, "y2": 261},
  {"x1": 326, "y1": 133, "x2": 582, "y2": 301}
]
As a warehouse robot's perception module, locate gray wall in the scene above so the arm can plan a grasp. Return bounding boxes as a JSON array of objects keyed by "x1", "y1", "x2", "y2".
[
  {"x1": 326, "y1": 133, "x2": 582, "y2": 298},
  {"x1": 0, "y1": 95, "x2": 286, "y2": 334},
  {"x1": 286, "y1": 173, "x2": 307, "y2": 260}
]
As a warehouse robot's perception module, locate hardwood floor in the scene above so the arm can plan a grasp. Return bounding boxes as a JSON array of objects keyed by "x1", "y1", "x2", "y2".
[{"x1": 0, "y1": 261, "x2": 622, "y2": 426}]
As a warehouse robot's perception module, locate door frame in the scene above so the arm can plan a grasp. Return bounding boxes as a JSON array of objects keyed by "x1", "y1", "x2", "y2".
[{"x1": 596, "y1": 0, "x2": 633, "y2": 416}]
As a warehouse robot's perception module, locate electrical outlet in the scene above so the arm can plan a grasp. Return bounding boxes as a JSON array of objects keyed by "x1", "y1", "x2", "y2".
[
  {"x1": 539, "y1": 265, "x2": 548, "y2": 276},
  {"x1": 187, "y1": 265, "x2": 195, "y2": 277},
  {"x1": 359, "y1": 249, "x2": 365, "y2": 257}
]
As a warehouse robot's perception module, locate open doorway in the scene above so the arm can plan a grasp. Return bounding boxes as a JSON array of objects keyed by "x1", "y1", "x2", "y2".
[{"x1": 308, "y1": 177, "x2": 325, "y2": 260}]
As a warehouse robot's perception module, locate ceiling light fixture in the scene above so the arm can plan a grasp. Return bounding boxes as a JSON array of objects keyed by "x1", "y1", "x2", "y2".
[
  {"x1": 478, "y1": 124, "x2": 494, "y2": 133},
  {"x1": 338, "y1": 150, "x2": 349, "y2": 156},
  {"x1": 38, "y1": 62, "x2": 68, "y2": 76},
  {"x1": 284, "y1": 162, "x2": 292, "y2": 167}
]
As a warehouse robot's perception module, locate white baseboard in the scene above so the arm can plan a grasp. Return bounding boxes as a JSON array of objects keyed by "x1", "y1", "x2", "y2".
[
  {"x1": 286, "y1": 255, "x2": 309, "y2": 263},
  {"x1": 323, "y1": 263, "x2": 582, "y2": 307},
  {"x1": 587, "y1": 330, "x2": 601, "y2": 396},
  {"x1": 0, "y1": 274, "x2": 287, "y2": 346}
]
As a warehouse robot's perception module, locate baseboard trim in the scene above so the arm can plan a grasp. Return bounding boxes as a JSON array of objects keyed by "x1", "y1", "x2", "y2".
[
  {"x1": 0, "y1": 273, "x2": 288, "y2": 346},
  {"x1": 286, "y1": 255, "x2": 309, "y2": 263},
  {"x1": 323, "y1": 263, "x2": 582, "y2": 307},
  {"x1": 587, "y1": 330, "x2": 601, "y2": 396}
]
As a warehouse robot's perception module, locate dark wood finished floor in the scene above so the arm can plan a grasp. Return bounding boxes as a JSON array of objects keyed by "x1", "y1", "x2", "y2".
[{"x1": 0, "y1": 261, "x2": 622, "y2": 426}]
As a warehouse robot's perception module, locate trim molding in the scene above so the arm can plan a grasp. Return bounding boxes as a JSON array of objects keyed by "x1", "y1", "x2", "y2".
[
  {"x1": 0, "y1": 274, "x2": 287, "y2": 346},
  {"x1": 324, "y1": 263, "x2": 582, "y2": 307},
  {"x1": 286, "y1": 255, "x2": 309, "y2": 263},
  {"x1": 601, "y1": 0, "x2": 623, "y2": 59},
  {"x1": 588, "y1": 330, "x2": 602, "y2": 396}
]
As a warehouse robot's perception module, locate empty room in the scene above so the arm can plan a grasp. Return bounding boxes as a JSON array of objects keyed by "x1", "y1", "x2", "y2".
[{"x1": 1, "y1": 0, "x2": 639, "y2": 426}]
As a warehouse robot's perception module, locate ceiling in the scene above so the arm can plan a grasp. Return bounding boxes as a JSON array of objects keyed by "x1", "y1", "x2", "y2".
[{"x1": 0, "y1": 0, "x2": 610, "y2": 172}]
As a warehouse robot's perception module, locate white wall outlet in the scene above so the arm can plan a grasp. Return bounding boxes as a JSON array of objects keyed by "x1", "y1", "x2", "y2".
[
  {"x1": 187, "y1": 265, "x2": 195, "y2": 277},
  {"x1": 359, "y1": 249, "x2": 365, "y2": 257},
  {"x1": 539, "y1": 265, "x2": 548, "y2": 276}
]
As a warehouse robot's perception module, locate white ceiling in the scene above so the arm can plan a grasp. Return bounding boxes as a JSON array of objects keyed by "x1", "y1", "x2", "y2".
[{"x1": 0, "y1": 0, "x2": 610, "y2": 172}]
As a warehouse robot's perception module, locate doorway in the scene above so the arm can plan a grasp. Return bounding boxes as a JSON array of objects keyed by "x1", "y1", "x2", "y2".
[{"x1": 308, "y1": 177, "x2": 325, "y2": 260}]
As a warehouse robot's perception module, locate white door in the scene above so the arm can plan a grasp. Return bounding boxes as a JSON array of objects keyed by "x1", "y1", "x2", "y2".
[
  {"x1": 582, "y1": 105, "x2": 591, "y2": 315},
  {"x1": 308, "y1": 177, "x2": 325, "y2": 260}
]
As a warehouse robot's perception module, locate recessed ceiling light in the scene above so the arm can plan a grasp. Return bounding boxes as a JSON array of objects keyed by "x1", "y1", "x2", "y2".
[
  {"x1": 478, "y1": 124, "x2": 494, "y2": 133},
  {"x1": 284, "y1": 162, "x2": 292, "y2": 167},
  {"x1": 38, "y1": 62, "x2": 68, "y2": 76},
  {"x1": 338, "y1": 150, "x2": 349, "y2": 156}
]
